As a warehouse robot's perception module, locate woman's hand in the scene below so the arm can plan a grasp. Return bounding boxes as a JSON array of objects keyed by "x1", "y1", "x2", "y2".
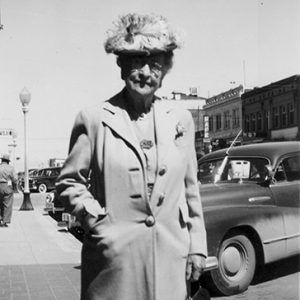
[
  {"x1": 82, "y1": 212, "x2": 98, "y2": 233},
  {"x1": 186, "y1": 254, "x2": 206, "y2": 281}
]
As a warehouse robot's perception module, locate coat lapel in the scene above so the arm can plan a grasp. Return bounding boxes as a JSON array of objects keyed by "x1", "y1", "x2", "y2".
[
  {"x1": 153, "y1": 100, "x2": 175, "y2": 167},
  {"x1": 101, "y1": 93, "x2": 147, "y2": 168}
]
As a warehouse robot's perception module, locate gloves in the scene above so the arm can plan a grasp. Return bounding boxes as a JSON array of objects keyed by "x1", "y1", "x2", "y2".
[{"x1": 186, "y1": 254, "x2": 206, "y2": 282}]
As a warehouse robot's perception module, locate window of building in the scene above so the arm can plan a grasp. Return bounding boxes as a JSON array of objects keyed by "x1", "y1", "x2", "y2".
[
  {"x1": 224, "y1": 111, "x2": 230, "y2": 130},
  {"x1": 216, "y1": 114, "x2": 222, "y2": 130},
  {"x1": 250, "y1": 113, "x2": 256, "y2": 132},
  {"x1": 244, "y1": 115, "x2": 250, "y2": 132},
  {"x1": 272, "y1": 107, "x2": 279, "y2": 128},
  {"x1": 280, "y1": 105, "x2": 287, "y2": 127},
  {"x1": 263, "y1": 110, "x2": 269, "y2": 131},
  {"x1": 232, "y1": 108, "x2": 239, "y2": 128},
  {"x1": 287, "y1": 103, "x2": 295, "y2": 125},
  {"x1": 209, "y1": 116, "x2": 213, "y2": 132},
  {"x1": 257, "y1": 112, "x2": 262, "y2": 131}
]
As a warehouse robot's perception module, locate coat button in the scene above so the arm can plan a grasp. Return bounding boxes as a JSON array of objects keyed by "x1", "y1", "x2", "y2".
[
  {"x1": 158, "y1": 165, "x2": 167, "y2": 176},
  {"x1": 145, "y1": 215, "x2": 155, "y2": 227}
]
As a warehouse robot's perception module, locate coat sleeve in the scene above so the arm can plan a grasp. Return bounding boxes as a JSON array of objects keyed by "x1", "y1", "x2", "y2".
[
  {"x1": 56, "y1": 109, "x2": 104, "y2": 223},
  {"x1": 184, "y1": 112, "x2": 208, "y2": 257}
]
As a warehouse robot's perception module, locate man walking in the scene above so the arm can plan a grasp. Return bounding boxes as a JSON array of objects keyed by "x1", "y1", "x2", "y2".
[{"x1": 0, "y1": 154, "x2": 17, "y2": 227}]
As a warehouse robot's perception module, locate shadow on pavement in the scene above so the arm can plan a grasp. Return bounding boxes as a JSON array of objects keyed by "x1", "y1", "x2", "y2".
[{"x1": 252, "y1": 254, "x2": 300, "y2": 285}]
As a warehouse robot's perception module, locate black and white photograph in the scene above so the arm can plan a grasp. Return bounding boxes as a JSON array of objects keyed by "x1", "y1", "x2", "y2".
[{"x1": 0, "y1": 0, "x2": 299, "y2": 299}]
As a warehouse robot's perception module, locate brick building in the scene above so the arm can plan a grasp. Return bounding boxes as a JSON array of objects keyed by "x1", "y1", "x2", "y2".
[{"x1": 241, "y1": 75, "x2": 300, "y2": 142}]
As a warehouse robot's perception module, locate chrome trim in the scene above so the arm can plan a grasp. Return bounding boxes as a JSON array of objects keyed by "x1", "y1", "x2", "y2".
[
  {"x1": 248, "y1": 196, "x2": 271, "y2": 202},
  {"x1": 263, "y1": 233, "x2": 300, "y2": 244}
]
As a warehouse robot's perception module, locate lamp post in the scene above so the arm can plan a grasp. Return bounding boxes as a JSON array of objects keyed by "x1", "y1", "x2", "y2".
[{"x1": 19, "y1": 87, "x2": 33, "y2": 210}]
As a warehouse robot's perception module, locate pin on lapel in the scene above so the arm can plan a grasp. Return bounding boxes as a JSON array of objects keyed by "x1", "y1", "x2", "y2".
[
  {"x1": 175, "y1": 122, "x2": 186, "y2": 139},
  {"x1": 140, "y1": 139, "x2": 154, "y2": 150}
]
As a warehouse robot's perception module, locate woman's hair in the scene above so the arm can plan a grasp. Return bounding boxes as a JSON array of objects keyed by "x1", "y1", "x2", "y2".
[{"x1": 117, "y1": 51, "x2": 174, "y2": 75}]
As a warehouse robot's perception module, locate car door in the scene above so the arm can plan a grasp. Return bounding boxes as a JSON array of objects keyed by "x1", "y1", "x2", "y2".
[{"x1": 271, "y1": 154, "x2": 300, "y2": 255}]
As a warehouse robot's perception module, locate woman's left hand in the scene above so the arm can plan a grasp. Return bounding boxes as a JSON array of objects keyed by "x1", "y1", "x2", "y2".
[{"x1": 186, "y1": 254, "x2": 206, "y2": 281}]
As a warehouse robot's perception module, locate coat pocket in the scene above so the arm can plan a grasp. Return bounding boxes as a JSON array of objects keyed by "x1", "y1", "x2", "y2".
[{"x1": 179, "y1": 202, "x2": 189, "y2": 226}]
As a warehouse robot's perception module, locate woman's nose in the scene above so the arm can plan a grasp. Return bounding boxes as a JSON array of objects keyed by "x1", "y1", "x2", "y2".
[{"x1": 138, "y1": 64, "x2": 151, "y2": 77}]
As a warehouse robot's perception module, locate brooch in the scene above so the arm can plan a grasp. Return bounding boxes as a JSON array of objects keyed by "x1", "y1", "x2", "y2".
[
  {"x1": 175, "y1": 122, "x2": 186, "y2": 139},
  {"x1": 140, "y1": 139, "x2": 154, "y2": 150}
]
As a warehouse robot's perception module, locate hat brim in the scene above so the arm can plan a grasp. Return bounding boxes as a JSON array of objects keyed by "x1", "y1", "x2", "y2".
[{"x1": 114, "y1": 48, "x2": 175, "y2": 56}]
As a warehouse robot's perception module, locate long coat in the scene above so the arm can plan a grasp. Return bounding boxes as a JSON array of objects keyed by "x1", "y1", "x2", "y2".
[{"x1": 57, "y1": 90, "x2": 207, "y2": 300}]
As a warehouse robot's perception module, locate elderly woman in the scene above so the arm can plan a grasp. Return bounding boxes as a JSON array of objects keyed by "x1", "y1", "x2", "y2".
[{"x1": 57, "y1": 13, "x2": 207, "y2": 300}]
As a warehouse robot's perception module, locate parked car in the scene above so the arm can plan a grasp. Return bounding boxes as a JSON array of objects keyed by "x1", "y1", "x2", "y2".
[
  {"x1": 17, "y1": 168, "x2": 39, "y2": 192},
  {"x1": 198, "y1": 141, "x2": 300, "y2": 295},
  {"x1": 44, "y1": 141, "x2": 300, "y2": 296},
  {"x1": 29, "y1": 167, "x2": 61, "y2": 193}
]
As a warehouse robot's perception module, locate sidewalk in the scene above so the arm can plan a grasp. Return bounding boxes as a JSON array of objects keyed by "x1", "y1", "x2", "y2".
[{"x1": 0, "y1": 196, "x2": 81, "y2": 300}]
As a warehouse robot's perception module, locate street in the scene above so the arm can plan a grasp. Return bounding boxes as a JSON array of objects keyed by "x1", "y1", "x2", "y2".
[{"x1": 7, "y1": 192, "x2": 300, "y2": 300}]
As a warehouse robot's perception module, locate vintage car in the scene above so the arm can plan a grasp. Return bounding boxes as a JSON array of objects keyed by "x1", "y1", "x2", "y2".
[
  {"x1": 17, "y1": 168, "x2": 39, "y2": 192},
  {"x1": 29, "y1": 167, "x2": 61, "y2": 193},
  {"x1": 45, "y1": 141, "x2": 300, "y2": 296},
  {"x1": 198, "y1": 141, "x2": 300, "y2": 295}
]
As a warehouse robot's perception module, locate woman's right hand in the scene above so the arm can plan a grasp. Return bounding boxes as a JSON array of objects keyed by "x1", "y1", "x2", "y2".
[{"x1": 82, "y1": 212, "x2": 99, "y2": 233}]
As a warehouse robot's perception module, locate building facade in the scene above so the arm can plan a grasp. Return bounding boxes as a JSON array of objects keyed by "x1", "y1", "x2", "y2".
[
  {"x1": 203, "y1": 85, "x2": 244, "y2": 150},
  {"x1": 241, "y1": 75, "x2": 300, "y2": 142}
]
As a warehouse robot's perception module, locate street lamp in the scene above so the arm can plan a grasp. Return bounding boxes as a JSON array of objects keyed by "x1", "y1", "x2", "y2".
[{"x1": 19, "y1": 87, "x2": 33, "y2": 210}]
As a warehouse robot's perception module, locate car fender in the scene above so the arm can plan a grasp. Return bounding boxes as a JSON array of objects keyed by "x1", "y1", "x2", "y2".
[{"x1": 204, "y1": 205, "x2": 286, "y2": 264}]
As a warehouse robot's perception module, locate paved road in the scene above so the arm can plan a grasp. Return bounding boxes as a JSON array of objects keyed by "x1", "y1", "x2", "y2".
[
  {"x1": 8, "y1": 192, "x2": 300, "y2": 300},
  {"x1": 210, "y1": 255, "x2": 300, "y2": 299}
]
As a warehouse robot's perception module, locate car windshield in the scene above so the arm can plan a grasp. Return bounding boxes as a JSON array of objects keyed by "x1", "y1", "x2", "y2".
[{"x1": 198, "y1": 157, "x2": 270, "y2": 184}]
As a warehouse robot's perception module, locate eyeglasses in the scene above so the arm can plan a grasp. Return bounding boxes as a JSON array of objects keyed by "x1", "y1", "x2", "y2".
[{"x1": 127, "y1": 56, "x2": 164, "y2": 76}]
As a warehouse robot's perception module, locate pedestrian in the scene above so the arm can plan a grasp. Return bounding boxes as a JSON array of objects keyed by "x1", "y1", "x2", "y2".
[
  {"x1": 56, "y1": 13, "x2": 207, "y2": 300},
  {"x1": 0, "y1": 154, "x2": 17, "y2": 227}
]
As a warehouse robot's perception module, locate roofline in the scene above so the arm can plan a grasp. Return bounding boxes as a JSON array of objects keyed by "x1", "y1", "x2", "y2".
[{"x1": 241, "y1": 74, "x2": 300, "y2": 99}]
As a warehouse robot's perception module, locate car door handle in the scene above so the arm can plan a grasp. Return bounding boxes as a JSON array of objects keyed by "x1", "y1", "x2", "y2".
[{"x1": 248, "y1": 196, "x2": 271, "y2": 203}]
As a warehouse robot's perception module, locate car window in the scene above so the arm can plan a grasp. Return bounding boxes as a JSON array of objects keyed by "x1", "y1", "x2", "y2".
[
  {"x1": 37, "y1": 169, "x2": 44, "y2": 176},
  {"x1": 223, "y1": 158, "x2": 269, "y2": 182},
  {"x1": 198, "y1": 159, "x2": 224, "y2": 184},
  {"x1": 198, "y1": 157, "x2": 269, "y2": 184},
  {"x1": 52, "y1": 169, "x2": 60, "y2": 176},
  {"x1": 45, "y1": 170, "x2": 52, "y2": 176},
  {"x1": 275, "y1": 156, "x2": 300, "y2": 182}
]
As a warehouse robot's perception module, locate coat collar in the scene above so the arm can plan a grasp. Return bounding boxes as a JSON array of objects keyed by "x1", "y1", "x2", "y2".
[{"x1": 101, "y1": 89, "x2": 175, "y2": 167}]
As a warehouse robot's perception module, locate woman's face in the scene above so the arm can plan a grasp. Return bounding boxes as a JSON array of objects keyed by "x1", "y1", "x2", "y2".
[{"x1": 120, "y1": 54, "x2": 167, "y2": 99}]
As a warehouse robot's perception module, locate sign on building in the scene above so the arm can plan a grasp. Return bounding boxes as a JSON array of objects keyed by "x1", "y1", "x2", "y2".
[
  {"x1": 0, "y1": 128, "x2": 15, "y2": 137},
  {"x1": 204, "y1": 115, "x2": 210, "y2": 140}
]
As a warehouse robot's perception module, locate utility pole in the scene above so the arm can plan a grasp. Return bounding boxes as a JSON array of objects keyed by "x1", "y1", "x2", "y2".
[
  {"x1": 0, "y1": 8, "x2": 4, "y2": 31},
  {"x1": 243, "y1": 60, "x2": 246, "y2": 90}
]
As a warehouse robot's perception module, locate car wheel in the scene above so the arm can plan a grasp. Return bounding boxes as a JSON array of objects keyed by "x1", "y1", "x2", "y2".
[
  {"x1": 38, "y1": 183, "x2": 47, "y2": 194},
  {"x1": 211, "y1": 233, "x2": 256, "y2": 295}
]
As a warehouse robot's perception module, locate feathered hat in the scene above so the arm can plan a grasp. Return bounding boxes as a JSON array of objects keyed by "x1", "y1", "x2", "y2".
[{"x1": 104, "y1": 13, "x2": 183, "y2": 56}]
